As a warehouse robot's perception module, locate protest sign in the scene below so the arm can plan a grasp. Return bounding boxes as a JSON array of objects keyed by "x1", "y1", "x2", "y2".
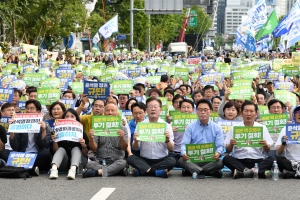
[
  {"x1": 267, "y1": 71, "x2": 281, "y2": 80},
  {"x1": 56, "y1": 69, "x2": 75, "y2": 79},
  {"x1": 187, "y1": 57, "x2": 200, "y2": 65},
  {"x1": 210, "y1": 111, "x2": 221, "y2": 122},
  {"x1": 174, "y1": 68, "x2": 189, "y2": 81},
  {"x1": 233, "y1": 79, "x2": 252, "y2": 87},
  {"x1": 159, "y1": 105, "x2": 168, "y2": 120},
  {"x1": 286, "y1": 124, "x2": 300, "y2": 144},
  {"x1": 40, "y1": 61, "x2": 53, "y2": 68},
  {"x1": 126, "y1": 69, "x2": 141, "y2": 79},
  {"x1": 233, "y1": 126, "x2": 263, "y2": 147},
  {"x1": 60, "y1": 99, "x2": 76, "y2": 109},
  {"x1": 186, "y1": 143, "x2": 215, "y2": 163},
  {"x1": 0, "y1": 116, "x2": 10, "y2": 130},
  {"x1": 8, "y1": 80, "x2": 26, "y2": 90},
  {"x1": 23, "y1": 73, "x2": 47, "y2": 87},
  {"x1": 8, "y1": 113, "x2": 43, "y2": 133},
  {"x1": 199, "y1": 74, "x2": 215, "y2": 85},
  {"x1": 136, "y1": 122, "x2": 166, "y2": 142},
  {"x1": 258, "y1": 105, "x2": 269, "y2": 114},
  {"x1": 216, "y1": 120, "x2": 242, "y2": 140},
  {"x1": 282, "y1": 65, "x2": 299, "y2": 76},
  {"x1": 7, "y1": 152, "x2": 37, "y2": 169},
  {"x1": 68, "y1": 82, "x2": 83, "y2": 94},
  {"x1": 41, "y1": 77, "x2": 60, "y2": 88},
  {"x1": 260, "y1": 114, "x2": 288, "y2": 134},
  {"x1": 172, "y1": 113, "x2": 198, "y2": 132},
  {"x1": 112, "y1": 80, "x2": 133, "y2": 94},
  {"x1": 23, "y1": 64, "x2": 35, "y2": 73},
  {"x1": 18, "y1": 101, "x2": 26, "y2": 113},
  {"x1": 274, "y1": 90, "x2": 296, "y2": 106},
  {"x1": 201, "y1": 62, "x2": 215, "y2": 74},
  {"x1": 147, "y1": 76, "x2": 161, "y2": 85},
  {"x1": 0, "y1": 88, "x2": 14, "y2": 104},
  {"x1": 100, "y1": 74, "x2": 113, "y2": 83},
  {"x1": 37, "y1": 87, "x2": 61, "y2": 105},
  {"x1": 122, "y1": 110, "x2": 134, "y2": 122},
  {"x1": 84, "y1": 81, "x2": 110, "y2": 100},
  {"x1": 54, "y1": 119, "x2": 83, "y2": 142},
  {"x1": 1, "y1": 75, "x2": 16, "y2": 87},
  {"x1": 274, "y1": 82, "x2": 293, "y2": 91},
  {"x1": 228, "y1": 86, "x2": 252, "y2": 100},
  {"x1": 92, "y1": 116, "x2": 121, "y2": 137},
  {"x1": 292, "y1": 52, "x2": 300, "y2": 66}
]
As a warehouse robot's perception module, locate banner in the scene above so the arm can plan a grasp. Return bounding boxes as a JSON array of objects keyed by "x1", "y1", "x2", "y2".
[
  {"x1": 136, "y1": 122, "x2": 166, "y2": 142},
  {"x1": 247, "y1": 0, "x2": 267, "y2": 32},
  {"x1": 186, "y1": 143, "x2": 215, "y2": 163},
  {"x1": 8, "y1": 113, "x2": 43, "y2": 133},
  {"x1": 92, "y1": 116, "x2": 121, "y2": 137},
  {"x1": 84, "y1": 81, "x2": 110, "y2": 100},
  {"x1": 37, "y1": 88, "x2": 61, "y2": 105},
  {"x1": 7, "y1": 152, "x2": 37, "y2": 169},
  {"x1": 98, "y1": 15, "x2": 118, "y2": 40},
  {"x1": 233, "y1": 126, "x2": 263, "y2": 147},
  {"x1": 255, "y1": 10, "x2": 278, "y2": 40},
  {"x1": 286, "y1": 124, "x2": 300, "y2": 144},
  {"x1": 112, "y1": 80, "x2": 133, "y2": 94},
  {"x1": 172, "y1": 113, "x2": 198, "y2": 132},
  {"x1": 54, "y1": 119, "x2": 83, "y2": 142}
]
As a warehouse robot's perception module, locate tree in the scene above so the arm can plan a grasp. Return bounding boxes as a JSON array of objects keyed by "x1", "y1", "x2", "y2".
[
  {"x1": 186, "y1": 6, "x2": 212, "y2": 36},
  {"x1": 214, "y1": 34, "x2": 225, "y2": 50}
]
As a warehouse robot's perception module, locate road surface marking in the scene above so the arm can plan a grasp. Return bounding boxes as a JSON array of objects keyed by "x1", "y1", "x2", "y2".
[{"x1": 90, "y1": 188, "x2": 116, "y2": 200}]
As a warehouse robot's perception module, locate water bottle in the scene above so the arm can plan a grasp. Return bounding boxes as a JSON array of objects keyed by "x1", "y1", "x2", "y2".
[
  {"x1": 253, "y1": 163, "x2": 259, "y2": 180},
  {"x1": 272, "y1": 161, "x2": 277, "y2": 179},
  {"x1": 77, "y1": 158, "x2": 83, "y2": 175},
  {"x1": 102, "y1": 159, "x2": 108, "y2": 178},
  {"x1": 273, "y1": 163, "x2": 279, "y2": 181},
  {"x1": 192, "y1": 172, "x2": 197, "y2": 179}
]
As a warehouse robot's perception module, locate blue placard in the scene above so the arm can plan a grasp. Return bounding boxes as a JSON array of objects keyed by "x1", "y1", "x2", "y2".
[
  {"x1": 0, "y1": 116, "x2": 10, "y2": 130},
  {"x1": 83, "y1": 81, "x2": 110, "y2": 100},
  {"x1": 45, "y1": 119, "x2": 55, "y2": 133},
  {"x1": 201, "y1": 62, "x2": 215, "y2": 74},
  {"x1": 18, "y1": 101, "x2": 26, "y2": 113},
  {"x1": 258, "y1": 69, "x2": 269, "y2": 79},
  {"x1": 23, "y1": 64, "x2": 36, "y2": 73},
  {"x1": 58, "y1": 64, "x2": 72, "y2": 69},
  {"x1": 259, "y1": 63, "x2": 271, "y2": 71},
  {"x1": 8, "y1": 80, "x2": 26, "y2": 90},
  {"x1": 56, "y1": 69, "x2": 75, "y2": 79},
  {"x1": 7, "y1": 152, "x2": 37, "y2": 169},
  {"x1": 59, "y1": 78, "x2": 72, "y2": 91},
  {"x1": 199, "y1": 74, "x2": 216, "y2": 85},
  {"x1": 122, "y1": 110, "x2": 134, "y2": 122},
  {"x1": 0, "y1": 88, "x2": 14, "y2": 104},
  {"x1": 60, "y1": 99, "x2": 76, "y2": 109},
  {"x1": 1, "y1": 75, "x2": 17, "y2": 87},
  {"x1": 40, "y1": 61, "x2": 53, "y2": 68},
  {"x1": 267, "y1": 71, "x2": 281, "y2": 80},
  {"x1": 274, "y1": 81, "x2": 294, "y2": 91},
  {"x1": 126, "y1": 69, "x2": 141, "y2": 78},
  {"x1": 155, "y1": 71, "x2": 168, "y2": 76},
  {"x1": 286, "y1": 124, "x2": 300, "y2": 144}
]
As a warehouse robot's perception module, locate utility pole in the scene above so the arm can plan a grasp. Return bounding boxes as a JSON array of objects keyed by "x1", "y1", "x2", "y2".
[{"x1": 130, "y1": 0, "x2": 134, "y2": 51}]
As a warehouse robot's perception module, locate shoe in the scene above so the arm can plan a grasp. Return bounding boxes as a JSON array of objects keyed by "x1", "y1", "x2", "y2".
[
  {"x1": 264, "y1": 170, "x2": 272, "y2": 178},
  {"x1": 119, "y1": 168, "x2": 128, "y2": 177},
  {"x1": 0, "y1": 159, "x2": 6, "y2": 168},
  {"x1": 67, "y1": 168, "x2": 76, "y2": 180},
  {"x1": 283, "y1": 169, "x2": 296, "y2": 179},
  {"x1": 49, "y1": 169, "x2": 58, "y2": 179},
  {"x1": 243, "y1": 168, "x2": 254, "y2": 178},
  {"x1": 82, "y1": 169, "x2": 97, "y2": 178},
  {"x1": 233, "y1": 169, "x2": 244, "y2": 179},
  {"x1": 211, "y1": 170, "x2": 223, "y2": 178},
  {"x1": 132, "y1": 168, "x2": 140, "y2": 177},
  {"x1": 155, "y1": 169, "x2": 168, "y2": 178},
  {"x1": 182, "y1": 168, "x2": 192, "y2": 177},
  {"x1": 32, "y1": 166, "x2": 39, "y2": 176}
]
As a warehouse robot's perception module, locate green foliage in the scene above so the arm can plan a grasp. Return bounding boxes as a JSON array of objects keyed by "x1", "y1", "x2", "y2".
[{"x1": 186, "y1": 6, "x2": 212, "y2": 35}]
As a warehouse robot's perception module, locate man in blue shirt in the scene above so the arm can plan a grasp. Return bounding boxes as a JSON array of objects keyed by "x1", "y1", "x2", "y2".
[{"x1": 178, "y1": 99, "x2": 224, "y2": 178}]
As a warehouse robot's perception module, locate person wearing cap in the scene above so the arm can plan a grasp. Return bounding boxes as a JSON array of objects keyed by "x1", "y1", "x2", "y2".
[
  {"x1": 223, "y1": 101, "x2": 275, "y2": 179},
  {"x1": 178, "y1": 99, "x2": 224, "y2": 178},
  {"x1": 145, "y1": 88, "x2": 163, "y2": 98},
  {"x1": 275, "y1": 105, "x2": 300, "y2": 178}
]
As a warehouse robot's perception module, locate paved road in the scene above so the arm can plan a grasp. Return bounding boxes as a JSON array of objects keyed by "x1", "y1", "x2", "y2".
[{"x1": 0, "y1": 170, "x2": 298, "y2": 200}]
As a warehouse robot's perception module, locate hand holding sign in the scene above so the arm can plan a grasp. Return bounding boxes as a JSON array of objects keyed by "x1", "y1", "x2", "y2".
[
  {"x1": 182, "y1": 153, "x2": 190, "y2": 161},
  {"x1": 212, "y1": 152, "x2": 221, "y2": 161},
  {"x1": 165, "y1": 131, "x2": 170, "y2": 143},
  {"x1": 133, "y1": 132, "x2": 139, "y2": 142}
]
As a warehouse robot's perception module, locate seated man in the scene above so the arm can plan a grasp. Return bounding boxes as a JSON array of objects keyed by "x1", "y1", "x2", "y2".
[
  {"x1": 127, "y1": 97, "x2": 176, "y2": 178},
  {"x1": 178, "y1": 99, "x2": 224, "y2": 178},
  {"x1": 223, "y1": 101, "x2": 275, "y2": 179},
  {"x1": 8, "y1": 100, "x2": 52, "y2": 174},
  {"x1": 82, "y1": 103, "x2": 128, "y2": 178},
  {"x1": 275, "y1": 106, "x2": 300, "y2": 178}
]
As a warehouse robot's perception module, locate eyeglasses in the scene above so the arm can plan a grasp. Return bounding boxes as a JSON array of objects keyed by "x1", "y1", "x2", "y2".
[
  {"x1": 197, "y1": 108, "x2": 210, "y2": 112},
  {"x1": 147, "y1": 105, "x2": 160, "y2": 109}
]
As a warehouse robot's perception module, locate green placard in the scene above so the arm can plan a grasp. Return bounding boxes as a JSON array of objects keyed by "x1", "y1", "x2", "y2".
[
  {"x1": 112, "y1": 80, "x2": 133, "y2": 94},
  {"x1": 92, "y1": 115, "x2": 121, "y2": 137},
  {"x1": 41, "y1": 77, "x2": 60, "y2": 88},
  {"x1": 274, "y1": 90, "x2": 296, "y2": 106},
  {"x1": 233, "y1": 79, "x2": 252, "y2": 87},
  {"x1": 105, "y1": 67, "x2": 117, "y2": 76},
  {"x1": 186, "y1": 143, "x2": 215, "y2": 163},
  {"x1": 282, "y1": 65, "x2": 299, "y2": 76},
  {"x1": 169, "y1": 110, "x2": 181, "y2": 116},
  {"x1": 258, "y1": 105, "x2": 269, "y2": 114},
  {"x1": 232, "y1": 70, "x2": 258, "y2": 80},
  {"x1": 160, "y1": 105, "x2": 168, "y2": 120},
  {"x1": 158, "y1": 97, "x2": 168, "y2": 106},
  {"x1": 136, "y1": 122, "x2": 167, "y2": 142},
  {"x1": 233, "y1": 126, "x2": 263, "y2": 147},
  {"x1": 101, "y1": 74, "x2": 113, "y2": 83},
  {"x1": 228, "y1": 86, "x2": 252, "y2": 100},
  {"x1": 37, "y1": 87, "x2": 61, "y2": 105},
  {"x1": 209, "y1": 111, "x2": 221, "y2": 122},
  {"x1": 174, "y1": 68, "x2": 189, "y2": 81},
  {"x1": 90, "y1": 68, "x2": 103, "y2": 77},
  {"x1": 172, "y1": 113, "x2": 198, "y2": 132},
  {"x1": 147, "y1": 76, "x2": 161, "y2": 84},
  {"x1": 23, "y1": 73, "x2": 47, "y2": 87},
  {"x1": 260, "y1": 114, "x2": 288, "y2": 134},
  {"x1": 69, "y1": 82, "x2": 83, "y2": 94}
]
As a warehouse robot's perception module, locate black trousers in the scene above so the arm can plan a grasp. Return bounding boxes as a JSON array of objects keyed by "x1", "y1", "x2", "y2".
[
  {"x1": 127, "y1": 154, "x2": 176, "y2": 176},
  {"x1": 223, "y1": 156, "x2": 275, "y2": 178},
  {"x1": 0, "y1": 149, "x2": 51, "y2": 172},
  {"x1": 276, "y1": 156, "x2": 294, "y2": 172},
  {"x1": 168, "y1": 151, "x2": 181, "y2": 168}
]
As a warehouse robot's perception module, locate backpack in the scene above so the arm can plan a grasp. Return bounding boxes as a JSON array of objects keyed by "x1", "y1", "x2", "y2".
[{"x1": 0, "y1": 166, "x2": 31, "y2": 178}]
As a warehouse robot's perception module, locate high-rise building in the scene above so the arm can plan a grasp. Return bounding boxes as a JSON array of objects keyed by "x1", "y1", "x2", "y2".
[
  {"x1": 216, "y1": 0, "x2": 227, "y2": 34},
  {"x1": 287, "y1": 0, "x2": 297, "y2": 13}
]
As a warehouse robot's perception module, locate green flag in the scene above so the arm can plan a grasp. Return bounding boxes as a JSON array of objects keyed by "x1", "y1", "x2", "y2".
[{"x1": 255, "y1": 10, "x2": 278, "y2": 40}]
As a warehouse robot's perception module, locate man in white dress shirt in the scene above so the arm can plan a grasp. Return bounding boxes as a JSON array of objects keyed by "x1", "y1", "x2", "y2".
[
  {"x1": 127, "y1": 97, "x2": 176, "y2": 178},
  {"x1": 223, "y1": 101, "x2": 275, "y2": 179}
]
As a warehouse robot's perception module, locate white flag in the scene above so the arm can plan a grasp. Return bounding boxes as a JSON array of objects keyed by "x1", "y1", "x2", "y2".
[
  {"x1": 92, "y1": 32, "x2": 100, "y2": 44},
  {"x1": 98, "y1": 15, "x2": 118, "y2": 40}
]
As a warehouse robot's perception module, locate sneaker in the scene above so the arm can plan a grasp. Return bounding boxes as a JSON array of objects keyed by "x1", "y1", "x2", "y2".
[
  {"x1": 49, "y1": 169, "x2": 58, "y2": 179},
  {"x1": 182, "y1": 168, "x2": 192, "y2": 177},
  {"x1": 233, "y1": 169, "x2": 244, "y2": 179},
  {"x1": 0, "y1": 159, "x2": 6, "y2": 168},
  {"x1": 243, "y1": 168, "x2": 254, "y2": 178},
  {"x1": 211, "y1": 170, "x2": 223, "y2": 178},
  {"x1": 119, "y1": 168, "x2": 128, "y2": 177},
  {"x1": 283, "y1": 169, "x2": 296, "y2": 179},
  {"x1": 32, "y1": 166, "x2": 39, "y2": 176},
  {"x1": 155, "y1": 169, "x2": 168, "y2": 178},
  {"x1": 82, "y1": 169, "x2": 97, "y2": 178},
  {"x1": 67, "y1": 168, "x2": 76, "y2": 180},
  {"x1": 132, "y1": 168, "x2": 140, "y2": 177}
]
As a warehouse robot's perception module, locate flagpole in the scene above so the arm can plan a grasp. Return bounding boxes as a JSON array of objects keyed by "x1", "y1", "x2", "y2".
[{"x1": 130, "y1": 0, "x2": 134, "y2": 51}]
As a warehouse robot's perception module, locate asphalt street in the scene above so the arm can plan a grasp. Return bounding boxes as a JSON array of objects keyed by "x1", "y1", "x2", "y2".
[{"x1": 0, "y1": 170, "x2": 298, "y2": 200}]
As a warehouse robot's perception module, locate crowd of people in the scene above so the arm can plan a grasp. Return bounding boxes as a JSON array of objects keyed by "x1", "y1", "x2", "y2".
[{"x1": 0, "y1": 47, "x2": 299, "y2": 181}]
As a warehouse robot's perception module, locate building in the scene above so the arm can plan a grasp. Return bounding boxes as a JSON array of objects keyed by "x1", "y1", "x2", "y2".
[
  {"x1": 286, "y1": 0, "x2": 297, "y2": 13},
  {"x1": 216, "y1": 0, "x2": 227, "y2": 34}
]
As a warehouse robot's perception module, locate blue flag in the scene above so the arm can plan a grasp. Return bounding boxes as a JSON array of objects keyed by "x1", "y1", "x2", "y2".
[
  {"x1": 272, "y1": 15, "x2": 289, "y2": 38},
  {"x1": 245, "y1": 35, "x2": 257, "y2": 52}
]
